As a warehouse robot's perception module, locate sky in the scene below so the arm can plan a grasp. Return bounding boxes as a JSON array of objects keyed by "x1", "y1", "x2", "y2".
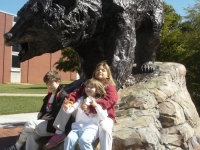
[
  {"x1": 164, "y1": 0, "x2": 196, "y2": 16},
  {"x1": 0, "y1": 0, "x2": 196, "y2": 16}
]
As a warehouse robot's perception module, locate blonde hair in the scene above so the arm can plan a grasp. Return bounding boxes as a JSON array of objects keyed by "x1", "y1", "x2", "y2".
[
  {"x1": 92, "y1": 61, "x2": 116, "y2": 86},
  {"x1": 84, "y1": 78, "x2": 106, "y2": 98},
  {"x1": 43, "y1": 71, "x2": 61, "y2": 83}
]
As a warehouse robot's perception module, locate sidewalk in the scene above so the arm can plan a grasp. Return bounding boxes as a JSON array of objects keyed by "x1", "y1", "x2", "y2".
[
  {"x1": 0, "y1": 93, "x2": 44, "y2": 149},
  {"x1": 0, "y1": 112, "x2": 38, "y2": 149},
  {"x1": 0, "y1": 112, "x2": 38, "y2": 125}
]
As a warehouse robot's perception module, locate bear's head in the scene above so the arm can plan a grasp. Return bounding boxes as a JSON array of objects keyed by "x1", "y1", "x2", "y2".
[{"x1": 4, "y1": 0, "x2": 101, "y2": 62}]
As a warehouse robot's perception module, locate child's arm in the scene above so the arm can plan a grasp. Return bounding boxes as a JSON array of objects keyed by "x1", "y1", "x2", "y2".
[
  {"x1": 89, "y1": 84, "x2": 118, "y2": 113},
  {"x1": 67, "y1": 85, "x2": 85, "y2": 102},
  {"x1": 95, "y1": 105, "x2": 108, "y2": 120},
  {"x1": 89, "y1": 97, "x2": 108, "y2": 120},
  {"x1": 40, "y1": 113, "x2": 54, "y2": 120},
  {"x1": 63, "y1": 97, "x2": 82, "y2": 113},
  {"x1": 62, "y1": 85, "x2": 85, "y2": 110}
]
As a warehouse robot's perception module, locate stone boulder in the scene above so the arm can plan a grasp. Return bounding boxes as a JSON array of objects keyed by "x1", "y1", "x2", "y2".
[
  {"x1": 112, "y1": 62, "x2": 200, "y2": 150},
  {"x1": 34, "y1": 62, "x2": 200, "y2": 150}
]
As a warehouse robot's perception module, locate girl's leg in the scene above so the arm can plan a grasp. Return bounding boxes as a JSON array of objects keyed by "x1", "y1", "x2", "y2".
[
  {"x1": 99, "y1": 118, "x2": 114, "y2": 150},
  {"x1": 79, "y1": 129, "x2": 97, "y2": 150},
  {"x1": 64, "y1": 130, "x2": 78, "y2": 150},
  {"x1": 44, "y1": 109, "x2": 75, "y2": 149},
  {"x1": 53, "y1": 108, "x2": 72, "y2": 132}
]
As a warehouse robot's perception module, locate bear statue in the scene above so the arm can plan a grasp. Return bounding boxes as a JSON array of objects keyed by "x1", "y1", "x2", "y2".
[{"x1": 4, "y1": 0, "x2": 164, "y2": 89}]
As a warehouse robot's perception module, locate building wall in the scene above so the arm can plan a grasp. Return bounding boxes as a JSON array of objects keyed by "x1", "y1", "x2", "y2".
[
  {"x1": 21, "y1": 52, "x2": 77, "y2": 84},
  {"x1": 0, "y1": 11, "x2": 77, "y2": 84},
  {"x1": 0, "y1": 12, "x2": 13, "y2": 83},
  {"x1": 0, "y1": 12, "x2": 5, "y2": 83}
]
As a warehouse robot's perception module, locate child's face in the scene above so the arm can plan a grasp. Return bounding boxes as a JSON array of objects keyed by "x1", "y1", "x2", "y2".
[
  {"x1": 46, "y1": 81, "x2": 60, "y2": 93},
  {"x1": 85, "y1": 83, "x2": 96, "y2": 97},
  {"x1": 94, "y1": 65, "x2": 108, "y2": 83}
]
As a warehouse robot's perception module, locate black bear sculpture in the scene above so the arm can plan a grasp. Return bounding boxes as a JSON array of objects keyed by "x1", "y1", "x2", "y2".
[{"x1": 4, "y1": 0, "x2": 164, "y2": 89}]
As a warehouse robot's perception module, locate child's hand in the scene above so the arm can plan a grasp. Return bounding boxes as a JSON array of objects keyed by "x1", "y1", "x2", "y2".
[
  {"x1": 81, "y1": 102, "x2": 90, "y2": 113},
  {"x1": 85, "y1": 97, "x2": 92, "y2": 105},
  {"x1": 63, "y1": 98, "x2": 70, "y2": 104},
  {"x1": 88, "y1": 96, "x2": 98, "y2": 108},
  {"x1": 62, "y1": 98, "x2": 73, "y2": 111},
  {"x1": 42, "y1": 113, "x2": 54, "y2": 120}
]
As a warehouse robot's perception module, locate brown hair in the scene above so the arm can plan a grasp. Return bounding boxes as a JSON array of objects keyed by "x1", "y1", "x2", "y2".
[
  {"x1": 84, "y1": 78, "x2": 106, "y2": 99},
  {"x1": 92, "y1": 61, "x2": 116, "y2": 86},
  {"x1": 43, "y1": 71, "x2": 61, "y2": 83}
]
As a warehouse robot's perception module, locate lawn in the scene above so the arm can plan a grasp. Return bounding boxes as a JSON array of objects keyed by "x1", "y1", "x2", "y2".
[
  {"x1": 0, "y1": 83, "x2": 47, "y2": 94},
  {"x1": 0, "y1": 81, "x2": 72, "y2": 94},
  {"x1": 0, "y1": 96, "x2": 43, "y2": 115},
  {"x1": 0, "y1": 81, "x2": 72, "y2": 115}
]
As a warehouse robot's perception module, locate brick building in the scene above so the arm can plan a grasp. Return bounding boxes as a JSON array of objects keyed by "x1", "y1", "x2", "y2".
[{"x1": 0, "y1": 11, "x2": 77, "y2": 84}]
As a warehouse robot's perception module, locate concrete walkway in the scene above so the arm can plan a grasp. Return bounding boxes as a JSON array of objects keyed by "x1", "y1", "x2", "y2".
[
  {"x1": 0, "y1": 93, "x2": 45, "y2": 149},
  {"x1": 0, "y1": 112, "x2": 38, "y2": 126},
  {"x1": 0, "y1": 112, "x2": 38, "y2": 150}
]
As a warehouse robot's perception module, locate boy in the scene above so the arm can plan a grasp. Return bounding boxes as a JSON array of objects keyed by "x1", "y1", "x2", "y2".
[{"x1": 4, "y1": 71, "x2": 73, "y2": 150}]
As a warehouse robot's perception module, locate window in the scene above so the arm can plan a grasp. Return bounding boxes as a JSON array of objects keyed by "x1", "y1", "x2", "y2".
[{"x1": 12, "y1": 55, "x2": 20, "y2": 68}]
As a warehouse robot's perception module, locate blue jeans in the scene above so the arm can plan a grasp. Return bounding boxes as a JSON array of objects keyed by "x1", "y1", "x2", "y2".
[{"x1": 64, "y1": 129, "x2": 97, "y2": 150}]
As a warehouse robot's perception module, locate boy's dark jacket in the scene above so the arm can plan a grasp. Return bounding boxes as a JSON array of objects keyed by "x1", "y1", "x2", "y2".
[{"x1": 39, "y1": 85, "x2": 71, "y2": 133}]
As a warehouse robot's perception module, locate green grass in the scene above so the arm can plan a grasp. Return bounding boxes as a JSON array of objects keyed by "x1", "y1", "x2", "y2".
[
  {"x1": 0, "y1": 81, "x2": 72, "y2": 115},
  {"x1": 0, "y1": 81, "x2": 72, "y2": 94},
  {"x1": 0, "y1": 96, "x2": 43, "y2": 115},
  {"x1": 0, "y1": 83, "x2": 47, "y2": 94}
]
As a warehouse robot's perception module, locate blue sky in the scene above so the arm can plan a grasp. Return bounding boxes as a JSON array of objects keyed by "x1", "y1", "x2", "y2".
[
  {"x1": 164, "y1": 0, "x2": 195, "y2": 17},
  {"x1": 0, "y1": 0, "x2": 196, "y2": 16}
]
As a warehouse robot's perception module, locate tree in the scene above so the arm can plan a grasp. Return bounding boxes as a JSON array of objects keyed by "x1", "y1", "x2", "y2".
[
  {"x1": 157, "y1": 1, "x2": 200, "y2": 111},
  {"x1": 157, "y1": 2, "x2": 183, "y2": 62},
  {"x1": 183, "y1": 0, "x2": 200, "y2": 30},
  {"x1": 54, "y1": 47, "x2": 82, "y2": 76},
  {"x1": 181, "y1": 2, "x2": 200, "y2": 99}
]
